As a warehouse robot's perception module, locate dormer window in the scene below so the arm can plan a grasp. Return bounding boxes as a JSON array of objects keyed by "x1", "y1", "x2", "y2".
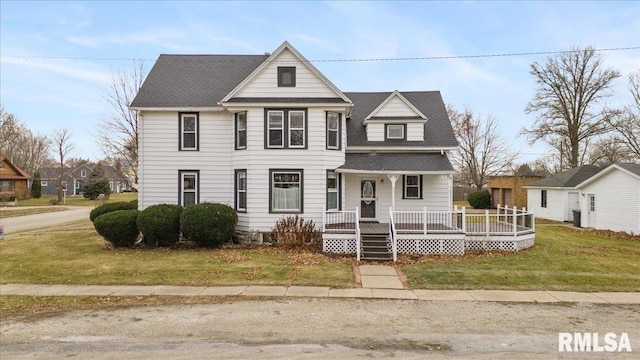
[
  {"x1": 385, "y1": 124, "x2": 406, "y2": 140},
  {"x1": 278, "y1": 67, "x2": 296, "y2": 87}
]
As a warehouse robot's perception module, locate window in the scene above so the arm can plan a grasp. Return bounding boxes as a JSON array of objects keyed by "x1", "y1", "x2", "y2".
[
  {"x1": 403, "y1": 175, "x2": 422, "y2": 199},
  {"x1": 61, "y1": 181, "x2": 67, "y2": 191},
  {"x1": 265, "y1": 109, "x2": 307, "y2": 149},
  {"x1": 386, "y1": 124, "x2": 406, "y2": 140},
  {"x1": 589, "y1": 195, "x2": 595, "y2": 211},
  {"x1": 179, "y1": 113, "x2": 199, "y2": 150},
  {"x1": 236, "y1": 112, "x2": 247, "y2": 150},
  {"x1": 179, "y1": 170, "x2": 199, "y2": 206},
  {"x1": 288, "y1": 111, "x2": 305, "y2": 148},
  {"x1": 75, "y1": 180, "x2": 80, "y2": 189},
  {"x1": 326, "y1": 112, "x2": 340, "y2": 150},
  {"x1": 235, "y1": 169, "x2": 247, "y2": 212},
  {"x1": 109, "y1": 181, "x2": 113, "y2": 191},
  {"x1": 267, "y1": 110, "x2": 284, "y2": 148},
  {"x1": 270, "y1": 170, "x2": 303, "y2": 213},
  {"x1": 80, "y1": 169, "x2": 87, "y2": 178},
  {"x1": 541, "y1": 190, "x2": 547, "y2": 208},
  {"x1": 41, "y1": 181, "x2": 48, "y2": 187},
  {"x1": 277, "y1": 67, "x2": 296, "y2": 87},
  {"x1": 326, "y1": 171, "x2": 340, "y2": 210}
]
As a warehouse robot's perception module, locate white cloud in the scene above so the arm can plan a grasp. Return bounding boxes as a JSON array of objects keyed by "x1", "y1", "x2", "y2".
[
  {"x1": 65, "y1": 28, "x2": 188, "y2": 50},
  {"x1": 1, "y1": 56, "x2": 111, "y2": 85}
]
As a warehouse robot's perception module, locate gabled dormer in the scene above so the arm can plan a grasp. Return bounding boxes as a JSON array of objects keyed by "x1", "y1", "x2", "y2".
[
  {"x1": 220, "y1": 41, "x2": 351, "y2": 104},
  {"x1": 362, "y1": 91, "x2": 428, "y2": 142}
]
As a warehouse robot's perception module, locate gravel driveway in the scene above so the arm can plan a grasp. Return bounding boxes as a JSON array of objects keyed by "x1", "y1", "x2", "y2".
[{"x1": 1, "y1": 299, "x2": 638, "y2": 359}]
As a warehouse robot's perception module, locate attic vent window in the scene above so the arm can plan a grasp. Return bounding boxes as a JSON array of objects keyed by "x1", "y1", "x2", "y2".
[
  {"x1": 385, "y1": 124, "x2": 406, "y2": 140},
  {"x1": 278, "y1": 67, "x2": 296, "y2": 87}
]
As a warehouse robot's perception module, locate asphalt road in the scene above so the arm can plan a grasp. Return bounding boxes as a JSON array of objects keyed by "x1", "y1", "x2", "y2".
[
  {"x1": 1, "y1": 299, "x2": 639, "y2": 359},
  {"x1": 0, "y1": 206, "x2": 92, "y2": 235}
]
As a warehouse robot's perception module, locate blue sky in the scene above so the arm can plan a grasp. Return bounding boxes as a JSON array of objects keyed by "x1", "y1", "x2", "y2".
[{"x1": 1, "y1": 1, "x2": 639, "y2": 163}]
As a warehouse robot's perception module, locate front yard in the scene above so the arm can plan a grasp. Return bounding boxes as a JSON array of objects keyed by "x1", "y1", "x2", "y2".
[{"x1": 0, "y1": 218, "x2": 638, "y2": 292}]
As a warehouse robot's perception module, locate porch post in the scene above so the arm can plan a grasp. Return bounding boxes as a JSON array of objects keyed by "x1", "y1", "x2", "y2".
[{"x1": 387, "y1": 174, "x2": 399, "y2": 210}]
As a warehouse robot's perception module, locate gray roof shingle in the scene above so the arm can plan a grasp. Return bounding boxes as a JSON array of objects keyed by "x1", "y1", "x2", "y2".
[
  {"x1": 131, "y1": 54, "x2": 268, "y2": 108},
  {"x1": 616, "y1": 163, "x2": 640, "y2": 177},
  {"x1": 344, "y1": 92, "x2": 458, "y2": 148},
  {"x1": 525, "y1": 165, "x2": 603, "y2": 188},
  {"x1": 337, "y1": 153, "x2": 453, "y2": 173}
]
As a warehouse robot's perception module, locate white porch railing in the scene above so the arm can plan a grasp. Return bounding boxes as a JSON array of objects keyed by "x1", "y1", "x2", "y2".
[
  {"x1": 322, "y1": 207, "x2": 361, "y2": 261},
  {"x1": 390, "y1": 206, "x2": 465, "y2": 234},
  {"x1": 465, "y1": 205, "x2": 535, "y2": 236}
]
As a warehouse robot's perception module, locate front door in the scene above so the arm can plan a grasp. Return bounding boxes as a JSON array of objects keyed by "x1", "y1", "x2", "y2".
[{"x1": 360, "y1": 179, "x2": 377, "y2": 220}]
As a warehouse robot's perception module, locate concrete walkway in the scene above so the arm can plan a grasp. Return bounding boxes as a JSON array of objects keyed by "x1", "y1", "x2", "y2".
[{"x1": 2, "y1": 264, "x2": 638, "y2": 304}]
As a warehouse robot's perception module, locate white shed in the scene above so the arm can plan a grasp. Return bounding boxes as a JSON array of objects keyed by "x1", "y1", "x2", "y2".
[
  {"x1": 524, "y1": 166, "x2": 603, "y2": 223},
  {"x1": 575, "y1": 163, "x2": 640, "y2": 235}
]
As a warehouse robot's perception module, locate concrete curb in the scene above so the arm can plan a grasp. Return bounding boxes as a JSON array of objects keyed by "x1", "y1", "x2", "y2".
[{"x1": 1, "y1": 284, "x2": 638, "y2": 304}]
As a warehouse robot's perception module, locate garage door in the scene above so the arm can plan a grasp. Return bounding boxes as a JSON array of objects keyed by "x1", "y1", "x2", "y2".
[
  {"x1": 491, "y1": 189, "x2": 499, "y2": 207},
  {"x1": 503, "y1": 189, "x2": 513, "y2": 207}
]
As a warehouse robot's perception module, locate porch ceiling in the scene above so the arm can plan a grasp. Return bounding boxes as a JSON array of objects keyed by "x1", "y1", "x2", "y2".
[{"x1": 336, "y1": 153, "x2": 454, "y2": 174}]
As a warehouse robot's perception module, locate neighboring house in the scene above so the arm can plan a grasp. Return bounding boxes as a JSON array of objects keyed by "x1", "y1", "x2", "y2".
[
  {"x1": 524, "y1": 165, "x2": 603, "y2": 223},
  {"x1": 131, "y1": 41, "x2": 534, "y2": 259},
  {"x1": 575, "y1": 163, "x2": 640, "y2": 235},
  {"x1": 0, "y1": 156, "x2": 31, "y2": 200},
  {"x1": 39, "y1": 165, "x2": 130, "y2": 196},
  {"x1": 488, "y1": 176, "x2": 544, "y2": 209}
]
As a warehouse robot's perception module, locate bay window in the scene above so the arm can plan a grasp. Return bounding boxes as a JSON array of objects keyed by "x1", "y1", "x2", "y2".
[{"x1": 270, "y1": 170, "x2": 303, "y2": 213}]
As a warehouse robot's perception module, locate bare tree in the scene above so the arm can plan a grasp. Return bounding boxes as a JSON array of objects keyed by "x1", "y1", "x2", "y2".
[
  {"x1": 523, "y1": 47, "x2": 621, "y2": 168},
  {"x1": 586, "y1": 135, "x2": 635, "y2": 166},
  {"x1": 97, "y1": 60, "x2": 145, "y2": 190},
  {"x1": 448, "y1": 105, "x2": 518, "y2": 190},
  {"x1": 51, "y1": 128, "x2": 74, "y2": 203},
  {"x1": 0, "y1": 107, "x2": 51, "y2": 174},
  {"x1": 606, "y1": 72, "x2": 640, "y2": 160}
]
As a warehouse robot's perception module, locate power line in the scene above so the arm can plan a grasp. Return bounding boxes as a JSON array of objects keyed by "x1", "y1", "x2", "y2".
[{"x1": 1, "y1": 46, "x2": 638, "y2": 63}]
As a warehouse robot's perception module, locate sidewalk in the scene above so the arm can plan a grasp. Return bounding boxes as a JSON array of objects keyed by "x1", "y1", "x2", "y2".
[{"x1": 1, "y1": 265, "x2": 638, "y2": 304}]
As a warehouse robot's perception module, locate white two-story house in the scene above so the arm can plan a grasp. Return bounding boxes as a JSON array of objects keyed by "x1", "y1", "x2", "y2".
[
  {"x1": 131, "y1": 42, "x2": 532, "y2": 260},
  {"x1": 131, "y1": 41, "x2": 457, "y2": 227}
]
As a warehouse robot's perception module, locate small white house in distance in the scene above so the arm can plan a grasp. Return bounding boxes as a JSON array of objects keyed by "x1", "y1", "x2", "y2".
[
  {"x1": 524, "y1": 165, "x2": 603, "y2": 223},
  {"x1": 574, "y1": 163, "x2": 640, "y2": 235}
]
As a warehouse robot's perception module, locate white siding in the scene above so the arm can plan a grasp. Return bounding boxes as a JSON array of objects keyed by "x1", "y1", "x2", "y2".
[
  {"x1": 527, "y1": 188, "x2": 571, "y2": 222},
  {"x1": 231, "y1": 106, "x2": 346, "y2": 231},
  {"x1": 366, "y1": 122, "x2": 423, "y2": 141},
  {"x1": 343, "y1": 173, "x2": 450, "y2": 223},
  {"x1": 375, "y1": 96, "x2": 419, "y2": 117},
  {"x1": 235, "y1": 48, "x2": 338, "y2": 98},
  {"x1": 366, "y1": 123, "x2": 385, "y2": 141},
  {"x1": 138, "y1": 110, "x2": 234, "y2": 210},
  {"x1": 579, "y1": 169, "x2": 640, "y2": 234},
  {"x1": 406, "y1": 122, "x2": 424, "y2": 141}
]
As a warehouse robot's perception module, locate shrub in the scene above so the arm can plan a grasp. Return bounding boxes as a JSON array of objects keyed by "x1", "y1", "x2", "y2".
[
  {"x1": 270, "y1": 215, "x2": 321, "y2": 251},
  {"x1": 468, "y1": 189, "x2": 492, "y2": 209},
  {"x1": 93, "y1": 209, "x2": 140, "y2": 248},
  {"x1": 129, "y1": 199, "x2": 138, "y2": 208},
  {"x1": 180, "y1": 203, "x2": 238, "y2": 248},
  {"x1": 90, "y1": 201, "x2": 137, "y2": 222},
  {"x1": 137, "y1": 204, "x2": 183, "y2": 247}
]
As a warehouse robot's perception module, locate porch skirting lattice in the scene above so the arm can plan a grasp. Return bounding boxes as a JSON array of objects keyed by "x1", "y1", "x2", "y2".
[{"x1": 396, "y1": 235, "x2": 465, "y2": 256}]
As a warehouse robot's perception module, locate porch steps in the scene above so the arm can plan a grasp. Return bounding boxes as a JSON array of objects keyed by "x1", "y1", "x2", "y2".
[{"x1": 360, "y1": 234, "x2": 392, "y2": 262}]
